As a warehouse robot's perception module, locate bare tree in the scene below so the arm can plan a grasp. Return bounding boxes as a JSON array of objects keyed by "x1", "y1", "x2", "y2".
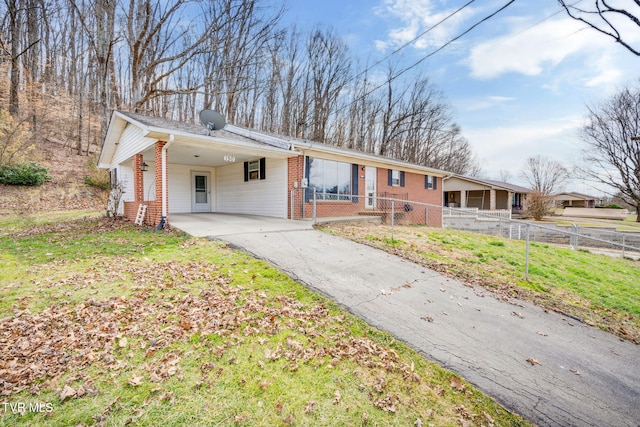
[
  {"x1": 122, "y1": 0, "x2": 211, "y2": 113},
  {"x1": 523, "y1": 155, "x2": 568, "y2": 195},
  {"x1": 579, "y1": 80, "x2": 640, "y2": 221},
  {"x1": 558, "y1": 0, "x2": 640, "y2": 56},
  {"x1": 5, "y1": 0, "x2": 22, "y2": 115},
  {"x1": 522, "y1": 155, "x2": 568, "y2": 220},
  {"x1": 69, "y1": 0, "x2": 116, "y2": 139},
  {"x1": 201, "y1": 0, "x2": 283, "y2": 125},
  {"x1": 306, "y1": 27, "x2": 351, "y2": 142},
  {"x1": 498, "y1": 169, "x2": 513, "y2": 182}
]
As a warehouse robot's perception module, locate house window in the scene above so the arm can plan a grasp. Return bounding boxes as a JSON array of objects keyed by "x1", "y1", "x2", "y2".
[
  {"x1": 391, "y1": 170, "x2": 400, "y2": 186},
  {"x1": 388, "y1": 169, "x2": 405, "y2": 187},
  {"x1": 244, "y1": 158, "x2": 266, "y2": 181},
  {"x1": 425, "y1": 175, "x2": 437, "y2": 190},
  {"x1": 248, "y1": 160, "x2": 259, "y2": 180},
  {"x1": 308, "y1": 158, "x2": 351, "y2": 200}
]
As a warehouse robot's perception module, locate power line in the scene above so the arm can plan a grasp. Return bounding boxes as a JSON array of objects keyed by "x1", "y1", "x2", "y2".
[
  {"x1": 344, "y1": 0, "x2": 517, "y2": 111},
  {"x1": 351, "y1": 0, "x2": 476, "y2": 83}
]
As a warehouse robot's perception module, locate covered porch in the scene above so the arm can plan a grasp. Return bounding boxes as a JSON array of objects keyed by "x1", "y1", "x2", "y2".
[
  {"x1": 98, "y1": 111, "x2": 297, "y2": 227},
  {"x1": 123, "y1": 137, "x2": 296, "y2": 227}
]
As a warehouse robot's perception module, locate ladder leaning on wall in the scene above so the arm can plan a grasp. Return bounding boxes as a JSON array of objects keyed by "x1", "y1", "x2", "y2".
[{"x1": 134, "y1": 204, "x2": 147, "y2": 226}]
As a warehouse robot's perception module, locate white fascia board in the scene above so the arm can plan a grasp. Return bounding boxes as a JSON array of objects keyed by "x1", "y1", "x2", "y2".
[
  {"x1": 294, "y1": 142, "x2": 448, "y2": 177},
  {"x1": 98, "y1": 111, "x2": 128, "y2": 169},
  {"x1": 143, "y1": 128, "x2": 297, "y2": 159}
]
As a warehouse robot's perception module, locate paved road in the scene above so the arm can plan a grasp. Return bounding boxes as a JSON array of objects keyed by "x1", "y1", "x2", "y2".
[{"x1": 172, "y1": 215, "x2": 640, "y2": 427}]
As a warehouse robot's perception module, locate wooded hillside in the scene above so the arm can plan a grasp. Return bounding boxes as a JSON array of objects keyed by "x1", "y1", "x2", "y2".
[{"x1": 1, "y1": 0, "x2": 482, "y2": 211}]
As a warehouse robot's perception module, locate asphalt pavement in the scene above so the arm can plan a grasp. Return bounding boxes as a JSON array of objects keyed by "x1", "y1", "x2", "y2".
[{"x1": 171, "y1": 214, "x2": 640, "y2": 427}]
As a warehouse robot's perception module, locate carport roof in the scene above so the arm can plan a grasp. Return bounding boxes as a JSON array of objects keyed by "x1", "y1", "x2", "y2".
[{"x1": 99, "y1": 111, "x2": 297, "y2": 168}]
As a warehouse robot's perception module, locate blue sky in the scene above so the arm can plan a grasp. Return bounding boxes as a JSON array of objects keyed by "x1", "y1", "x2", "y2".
[{"x1": 282, "y1": 0, "x2": 640, "y2": 195}]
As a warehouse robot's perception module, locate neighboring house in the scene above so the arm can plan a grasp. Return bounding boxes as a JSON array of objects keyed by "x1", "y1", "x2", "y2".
[
  {"x1": 552, "y1": 192, "x2": 602, "y2": 208},
  {"x1": 98, "y1": 111, "x2": 446, "y2": 227},
  {"x1": 442, "y1": 175, "x2": 531, "y2": 214}
]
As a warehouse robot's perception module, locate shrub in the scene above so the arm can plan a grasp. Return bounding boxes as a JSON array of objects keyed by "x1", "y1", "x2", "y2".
[
  {"x1": 0, "y1": 109, "x2": 34, "y2": 166},
  {"x1": 0, "y1": 162, "x2": 51, "y2": 186},
  {"x1": 83, "y1": 154, "x2": 110, "y2": 190},
  {"x1": 526, "y1": 191, "x2": 553, "y2": 221}
]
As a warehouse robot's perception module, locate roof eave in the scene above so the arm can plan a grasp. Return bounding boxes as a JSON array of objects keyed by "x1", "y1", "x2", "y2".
[
  {"x1": 98, "y1": 111, "x2": 129, "y2": 168},
  {"x1": 294, "y1": 142, "x2": 447, "y2": 176},
  {"x1": 143, "y1": 128, "x2": 297, "y2": 158}
]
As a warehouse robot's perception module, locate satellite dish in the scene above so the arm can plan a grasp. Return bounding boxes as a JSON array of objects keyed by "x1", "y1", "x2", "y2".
[{"x1": 199, "y1": 109, "x2": 226, "y2": 135}]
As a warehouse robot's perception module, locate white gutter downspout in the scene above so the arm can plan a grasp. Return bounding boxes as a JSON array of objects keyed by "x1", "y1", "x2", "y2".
[{"x1": 161, "y1": 134, "x2": 174, "y2": 220}]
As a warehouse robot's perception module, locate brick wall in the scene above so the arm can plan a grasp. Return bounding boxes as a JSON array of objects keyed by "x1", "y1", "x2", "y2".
[
  {"x1": 376, "y1": 168, "x2": 442, "y2": 226},
  {"x1": 288, "y1": 154, "x2": 443, "y2": 226},
  {"x1": 124, "y1": 142, "x2": 167, "y2": 227},
  {"x1": 133, "y1": 153, "x2": 144, "y2": 202},
  {"x1": 287, "y1": 156, "x2": 304, "y2": 219},
  {"x1": 153, "y1": 141, "x2": 167, "y2": 226}
]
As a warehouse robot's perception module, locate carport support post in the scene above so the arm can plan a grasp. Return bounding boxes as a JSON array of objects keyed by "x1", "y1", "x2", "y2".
[{"x1": 312, "y1": 188, "x2": 317, "y2": 225}]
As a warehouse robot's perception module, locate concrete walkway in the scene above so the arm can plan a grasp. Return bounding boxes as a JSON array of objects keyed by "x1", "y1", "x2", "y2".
[{"x1": 172, "y1": 214, "x2": 640, "y2": 427}]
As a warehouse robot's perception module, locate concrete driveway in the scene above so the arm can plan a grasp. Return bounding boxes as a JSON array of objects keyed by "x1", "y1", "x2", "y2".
[
  {"x1": 169, "y1": 213, "x2": 313, "y2": 237},
  {"x1": 171, "y1": 214, "x2": 640, "y2": 427}
]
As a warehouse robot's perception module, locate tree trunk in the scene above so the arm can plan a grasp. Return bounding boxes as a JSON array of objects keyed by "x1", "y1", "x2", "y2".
[{"x1": 8, "y1": 0, "x2": 21, "y2": 115}]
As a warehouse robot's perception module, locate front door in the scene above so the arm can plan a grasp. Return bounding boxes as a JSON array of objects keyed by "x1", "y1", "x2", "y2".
[
  {"x1": 365, "y1": 166, "x2": 376, "y2": 209},
  {"x1": 192, "y1": 172, "x2": 211, "y2": 212}
]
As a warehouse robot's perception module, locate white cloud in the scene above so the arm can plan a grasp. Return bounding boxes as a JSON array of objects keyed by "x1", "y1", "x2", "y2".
[
  {"x1": 374, "y1": 0, "x2": 477, "y2": 52},
  {"x1": 466, "y1": 117, "x2": 584, "y2": 181},
  {"x1": 582, "y1": 51, "x2": 623, "y2": 88},
  {"x1": 467, "y1": 18, "x2": 602, "y2": 79},
  {"x1": 488, "y1": 96, "x2": 515, "y2": 102},
  {"x1": 463, "y1": 95, "x2": 515, "y2": 112}
]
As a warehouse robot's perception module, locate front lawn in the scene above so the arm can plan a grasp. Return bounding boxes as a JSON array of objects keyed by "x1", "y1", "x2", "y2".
[{"x1": 0, "y1": 213, "x2": 529, "y2": 426}]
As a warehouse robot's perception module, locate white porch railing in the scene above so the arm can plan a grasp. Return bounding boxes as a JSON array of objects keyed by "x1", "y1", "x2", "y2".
[{"x1": 443, "y1": 207, "x2": 511, "y2": 220}]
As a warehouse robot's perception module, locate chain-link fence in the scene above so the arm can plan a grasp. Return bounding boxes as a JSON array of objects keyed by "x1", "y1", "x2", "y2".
[
  {"x1": 291, "y1": 189, "x2": 443, "y2": 227},
  {"x1": 296, "y1": 191, "x2": 640, "y2": 280}
]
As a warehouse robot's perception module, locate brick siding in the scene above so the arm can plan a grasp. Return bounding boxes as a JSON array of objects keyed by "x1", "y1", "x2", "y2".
[
  {"x1": 288, "y1": 154, "x2": 443, "y2": 226},
  {"x1": 124, "y1": 141, "x2": 167, "y2": 227}
]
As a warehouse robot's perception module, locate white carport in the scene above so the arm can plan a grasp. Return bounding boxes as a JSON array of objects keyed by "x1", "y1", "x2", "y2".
[{"x1": 98, "y1": 111, "x2": 297, "y2": 226}]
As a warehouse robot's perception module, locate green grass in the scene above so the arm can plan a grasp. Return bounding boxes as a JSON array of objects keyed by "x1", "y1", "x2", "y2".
[
  {"x1": 0, "y1": 213, "x2": 530, "y2": 426},
  {"x1": 551, "y1": 213, "x2": 640, "y2": 232},
  {"x1": 324, "y1": 224, "x2": 640, "y2": 343}
]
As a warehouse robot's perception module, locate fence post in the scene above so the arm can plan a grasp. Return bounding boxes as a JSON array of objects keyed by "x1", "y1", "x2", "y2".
[
  {"x1": 391, "y1": 199, "x2": 395, "y2": 243},
  {"x1": 525, "y1": 223, "x2": 531, "y2": 281},
  {"x1": 622, "y1": 234, "x2": 626, "y2": 259}
]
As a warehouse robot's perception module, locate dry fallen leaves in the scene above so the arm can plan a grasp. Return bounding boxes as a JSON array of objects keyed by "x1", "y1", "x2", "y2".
[
  {"x1": 450, "y1": 376, "x2": 465, "y2": 392},
  {"x1": 526, "y1": 358, "x2": 541, "y2": 366},
  {"x1": 304, "y1": 400, "x2": 316, "y2": 414},
  {"x1": 0, "y1": 253, "x2": 433, "y2": 415},
  {"x1": 59, "y1": 385, "x2": 76, "y2": 401},
  {"x1": 127, "y1": 375, "x2": 144, "y2": 387}
]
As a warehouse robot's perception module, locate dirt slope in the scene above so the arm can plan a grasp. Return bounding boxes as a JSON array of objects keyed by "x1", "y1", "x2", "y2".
[{"x1": 0, "y1": 139, "x2": 107, "y2": 213}]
